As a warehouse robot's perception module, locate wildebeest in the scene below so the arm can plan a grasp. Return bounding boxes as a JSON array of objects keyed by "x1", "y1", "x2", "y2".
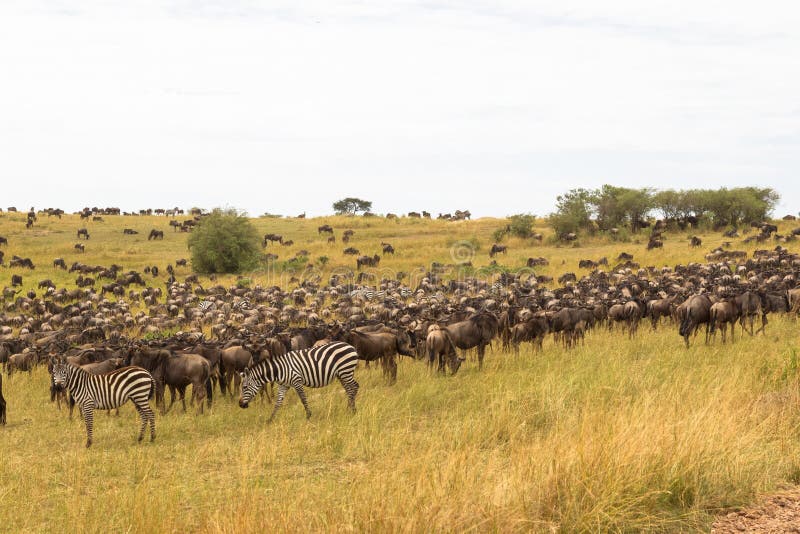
[
  {"x1": 690, "y1": 236, "x2": 702, "y2": 247},
  {"x1": 345, "y1": 327, "x2": 415, "y2": 384},
  {"x1": 734, "y1": 291, "x2": 761, "y2": 336},
  {"x1": 489, "y1": 244, "x2": 507, "y2": 257},
  {"x1": 425, "y1": 325, "x2": 463, "y2": 374},
  {"x1": 677, "y1": 294, "x2": 712, "y2": 347},
  {"x1": 709, "y1": 299, "x2": 740, "y2": 343},
  {"x1": 343, "y1": 247, "x2": 360, "y2": 255},
  {"x1": 148, "y1": 229, "x2": 164, "y2": 240},
  {"x1": 617, "y1": 252, "x2": 634, "y2": 261},
  {"x1": 77, "y1": 228, "x2": 89, "y2": 239},
  {"x1": 74, "y1": 243, "x2": 85, "y2": 253},
  {"x1": 53, "y1": 258, "x2": 67, "y2": 270},
  {"x1": 318, "y1": 224, "x2": 334, "y2": 235},
  {"x1": 357, "y1": 254, "x2": 381, "y2": 269},
  {"x1": 263, "y1": 233, "x2": 283, "y2": 246},
  {"x1": 647, "y1": 238, "x2": 663, "y2": 250},
  {"x1": 381, "y1": 243, "x2": 395, "y2": 255},
  {"x1": 0, "y1": 374, "x2": 6, "y2": 425},
  {"x1": 510, "y1": 315, "x2": 549, "y2": 354},
  {"x1": 0, "y1": 236, "x2": 7, "y2": 246},
  {"x1": 527, "y1": 257, "x2": 548, "y2": 267},
  {"x1": 123, "y1": 228, "x2": 138, "y2": 235},
  {"x1": 125, "y1": 348, "x2": 212, "y2": 414},
  {"x1": 11, "y1": 274, "x2": 22, "y2": 287},
  {"x1": 647, "y1": 296, "x2": 676, "y2": 330},
  {"x1": 444, "y1": 312, "x2": 499, "y2": 369}
]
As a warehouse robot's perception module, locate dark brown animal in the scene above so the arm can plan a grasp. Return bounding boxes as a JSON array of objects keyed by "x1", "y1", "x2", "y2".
[
  {"x1": 489, "y1": 244, "x2": 507, "y2": 257},
  {"x1": 425, "y1": 325, "x2": 463, "y2": 374},
  {"x1": 709, "y1": 299, "x2": 740, "y2": 343},
  {"x1": 444, "y1": 312, "x2": 499, "y2": 369},
  {"x1": 677, "y1": 294, "x2": 712, "y2": 347},
  {"x1": 0, "y1": 374, "x2": 6, "y2": 425},
  {"x1": 346, "y1": 328, "x2": 415, "y2": 384}
]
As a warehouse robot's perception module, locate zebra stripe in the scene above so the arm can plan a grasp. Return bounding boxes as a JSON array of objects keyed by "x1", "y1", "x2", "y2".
[
  {"x1": 232, "y1": 298, "x2": 250, "y2": 311},
  {"x1": 198, "y1": 300, "x2": 215, "y2": 312},
  {"x1": 239, "y1": 341, "x2": 359, "y2": 421},
  {"x1": 51, "y1": 363, "x2": 156, "y2": 448}
]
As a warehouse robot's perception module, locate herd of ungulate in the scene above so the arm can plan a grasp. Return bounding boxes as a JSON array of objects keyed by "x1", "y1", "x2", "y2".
[{"x1": 1, "y1": 210, "x2": 800, "y2": 447}]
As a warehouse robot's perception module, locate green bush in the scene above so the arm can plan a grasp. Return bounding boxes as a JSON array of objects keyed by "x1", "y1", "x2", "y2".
[{"x1": 187, "y1": 208, "x2": 261, "y2": 274}]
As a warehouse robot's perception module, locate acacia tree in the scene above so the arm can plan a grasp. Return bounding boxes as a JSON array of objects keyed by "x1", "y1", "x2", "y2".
[
  {"x1": 333, "y1": 197, "x2": 372, "y2": 215},
  {"x1": 187, "y1": 208, "x2": 260, "y2": 274}
]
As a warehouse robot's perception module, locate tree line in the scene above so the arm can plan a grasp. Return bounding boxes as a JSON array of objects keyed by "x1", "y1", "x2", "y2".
[{"x1": 548, "y1": 186, "x2": 780, "y2": 236}]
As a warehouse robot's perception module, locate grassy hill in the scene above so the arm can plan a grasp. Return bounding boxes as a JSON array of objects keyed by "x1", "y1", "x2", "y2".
[{"x1": 1, "y1": 211, "x2": 800, "y2": 531}]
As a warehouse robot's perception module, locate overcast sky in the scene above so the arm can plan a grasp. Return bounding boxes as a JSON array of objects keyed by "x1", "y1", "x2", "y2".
[{"x1": 1, "y1": 1, "x2": 798, "y2": 218}]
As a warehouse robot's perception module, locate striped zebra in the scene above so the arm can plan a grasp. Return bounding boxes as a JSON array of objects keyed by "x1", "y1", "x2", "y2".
[
  {"x1": 197, "y1": 299, "x2": 215, "y2": 312},
  {"x1": 232, "y1": 298, "x2": 250, "y2": 311},
  {"x1": 238, "y1": 341, "x2": 359, "y2": 422},
  {"x1": 51, "y1": 361, "x2": 156, "y2": 448}
]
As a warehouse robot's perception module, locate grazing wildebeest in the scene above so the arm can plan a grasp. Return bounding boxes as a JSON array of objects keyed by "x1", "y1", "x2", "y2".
[
  {"x1": 343, "y1": 247, "x2": 360, "y2": 255},
  {"x1": 489, "y1": 244, "x2": 507, "y2": 257},
  {"x1": 123, "y1": 228, "x2": 138, "y2": 234},
  {"x1": 262, "y1": 233, "x2": 283, "y2": 246},
  {"x1": 677, "y1": 294, "x2": 713, "y2": 347},
  {"x1": 77, "y1": 228, "x2": 89, "y2": 239},
  {"x1": 175, "y1": 258, "x2": 188, "y2": 267},
  {"x1": 425, "y1": 325, "x2": 463, "y2": 374},
  {"x1": 444, "y1": 312, "x2": 499, "y2": 369},
  {"x1": 0, "y1": 236, "x2": 7, "y2": 246},
  {"x1": 11, "y1": 274, "x2": 22, "y2": 287},
  {"x1": 53, "y1": 258, "x2": 67, "y2": 270},
  {"x1": 690, "y1": 236, "x2": 702, "y2": 247},
  {"x1": 148, "y1": 229, "x2": 164, "y2": 240},
  {"x1": 74, "y1": 243, "x2": 85, "y2": 253},
  {"x1": 0, "y1": 374, "x2": 6, "y2": 425},
  {"x1": 709, "y1": 299, "x2": 740, "y2": 343},
  {"x1": 527, "y1": 257, "x2": 548, "y2": 267},
  {"x1": 356, "y1": 254, "x2": 380, "y2": 269},
  {"x1": 381, "y1": 243, "x2": 395, "y2": 255},
  {"x1": 617, "y1": 252, "x2": 634, "y2": 261},
  {"x1": 623, "y1": 299, "x2": 645, "y2": 338},
  {"x1": 327, "y1": 235, "x2": 336, "y2": 244},
  {"x1": 647, "y1": 238, "x2": 663, "y2": 250},
  {"x1": 318, "y1": 224, "x2": 334, "y2": 235}
]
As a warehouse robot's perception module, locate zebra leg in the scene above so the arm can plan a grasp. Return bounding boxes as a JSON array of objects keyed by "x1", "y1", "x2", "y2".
[
  {"x1": 133, "y1": 402, "x2": 148, "y2": 442},
  {"x1": 293, "y1": 384, "x2": 311, "y2": 419},
  {"x1": 339, "y1": 376, "x2": 359, "y2": 413},
  {"x1": 268, "y1": 385, "x2": 289, "y2": 423},
  {"x1": 81, "y1": 402, "x2": 94, "y2": 448}
]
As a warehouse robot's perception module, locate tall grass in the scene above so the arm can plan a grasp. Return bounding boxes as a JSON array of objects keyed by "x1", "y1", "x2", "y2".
[{"x1": 1, "y1": 212, "x2": 799, "y2": 530}]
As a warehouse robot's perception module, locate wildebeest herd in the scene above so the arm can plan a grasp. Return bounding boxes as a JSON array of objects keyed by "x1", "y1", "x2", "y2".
[{"x1": 1, "y1": 209, "x2": 800, "y2": 448}]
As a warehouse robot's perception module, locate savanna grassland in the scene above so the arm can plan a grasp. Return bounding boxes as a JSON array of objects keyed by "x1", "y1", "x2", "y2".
[{"x1": 2, "y1": 210, "x2": 800, "y2": 532}]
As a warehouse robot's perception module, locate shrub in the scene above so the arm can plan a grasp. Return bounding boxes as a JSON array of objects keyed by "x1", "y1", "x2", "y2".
[{"x1": 187, "y1": 208, "x2": 261, "y2": 274}]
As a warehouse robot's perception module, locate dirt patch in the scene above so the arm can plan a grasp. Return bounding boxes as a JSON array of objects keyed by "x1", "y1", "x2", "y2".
[{"x1": 712, "y1": 487, "x2": 800, "y2": 533}]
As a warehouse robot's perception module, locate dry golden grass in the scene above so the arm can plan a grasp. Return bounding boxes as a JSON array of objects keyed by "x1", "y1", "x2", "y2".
[{"x1": 2, "y1": 211, "x2": 800, "y2": 531}]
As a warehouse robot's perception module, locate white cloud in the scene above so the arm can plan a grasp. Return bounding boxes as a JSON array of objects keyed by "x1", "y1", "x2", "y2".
[{"x1": 0, "y1": 1, "x2": 798, "y2": 216}]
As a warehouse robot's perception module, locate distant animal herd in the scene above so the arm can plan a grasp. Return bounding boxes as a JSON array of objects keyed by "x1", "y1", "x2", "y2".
[{"x1": 1, "y1": 207, "x2": 799, "y2": 448}]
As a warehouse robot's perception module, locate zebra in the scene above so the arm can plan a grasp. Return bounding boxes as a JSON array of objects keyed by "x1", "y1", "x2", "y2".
[
  {"x1": 51, "y1": 361, "x2": 156, "y2": 448},
  {"x1": 238, "y1": 341, "x2": 359, "y2": 422},
  {"x1": 197, "y1": 299, "x2": 215, "y2": 312},
  {"x1": 232, "y1": 298, "x2": 250, "y2": 311}
]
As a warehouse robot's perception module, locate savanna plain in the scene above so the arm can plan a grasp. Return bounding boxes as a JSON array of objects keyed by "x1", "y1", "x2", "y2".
[{"x1": 1, "y1": 212, "x2": 800, "y2": 532}]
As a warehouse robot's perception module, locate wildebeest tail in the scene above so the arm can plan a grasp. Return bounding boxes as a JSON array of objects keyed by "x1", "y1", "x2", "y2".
[
  {"x1": 678, "y1": 313, "x2": 692, "y2": 337},
  {"x1": 206, "y1": 375, "x2": 213, "y2": 407}
]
